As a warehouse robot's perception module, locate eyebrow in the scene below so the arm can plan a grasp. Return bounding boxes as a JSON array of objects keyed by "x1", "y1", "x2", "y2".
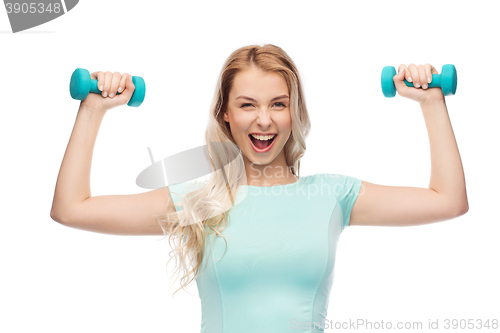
[{"x1": 235, "y1": 94, "x2": 289, "y2": 102}]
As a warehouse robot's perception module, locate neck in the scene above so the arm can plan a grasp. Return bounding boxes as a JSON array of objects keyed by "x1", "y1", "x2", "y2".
[{"x1": 243, "y1": 152, "x2": 297, "y2": 186}]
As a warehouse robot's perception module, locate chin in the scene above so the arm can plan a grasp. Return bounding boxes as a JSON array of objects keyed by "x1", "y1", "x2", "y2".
[{"x1": 248, "y1": 150, "x2": 278, "y2": 164}]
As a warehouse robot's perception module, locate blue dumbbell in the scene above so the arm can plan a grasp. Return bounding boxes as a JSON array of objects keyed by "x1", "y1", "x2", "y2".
[
  {"x1": 69, "y1": 68, "x2": 146, "y2": 107},
  {"x1": 381, "y1": 64, "x2": 457, "y2": 98}
]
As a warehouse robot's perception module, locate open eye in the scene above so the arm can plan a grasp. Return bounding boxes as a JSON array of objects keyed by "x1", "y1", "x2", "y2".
[{"x1": 240, "y1": 102, "x2": 286, "y2": 108}]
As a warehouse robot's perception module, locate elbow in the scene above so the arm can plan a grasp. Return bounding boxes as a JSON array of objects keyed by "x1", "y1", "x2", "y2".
[
  {"x1": 460, "y1": 202, "x2": 469, "y2": 215},
  {"x1": 51, "y1": 201, "x2": 85, "y2": 225},
  {"x1": 453, "y1": 201, "x2": 469, "y2": 217},
  {"x1": 50, "y1": 207, "x2": 69, "y2": 225},
  {"x1": 50, "y1": 210, "x2": 62, "y2": 224}
]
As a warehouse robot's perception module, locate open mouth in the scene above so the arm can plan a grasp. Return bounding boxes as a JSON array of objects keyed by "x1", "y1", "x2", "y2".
[{"x1": 248, "y1": 134, "x2": 277, "y2": 152}]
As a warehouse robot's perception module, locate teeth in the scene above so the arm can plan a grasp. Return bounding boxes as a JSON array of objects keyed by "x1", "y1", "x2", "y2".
[{"x1": 251, "y1": 134, "x2": 276, "y2": 141}]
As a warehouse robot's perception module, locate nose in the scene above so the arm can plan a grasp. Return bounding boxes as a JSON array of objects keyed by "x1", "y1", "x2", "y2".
[{"x1": 255, "y1": 107, "x2": 273, "y2": 128}]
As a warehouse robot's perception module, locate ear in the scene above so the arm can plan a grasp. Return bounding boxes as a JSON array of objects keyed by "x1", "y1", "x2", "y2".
[{"x1": 223, "y1": 112, "x2": 229, "y2": 123}]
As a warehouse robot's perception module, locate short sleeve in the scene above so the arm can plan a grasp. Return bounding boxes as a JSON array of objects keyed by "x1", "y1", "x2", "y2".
[
  {"x1": 168, "y1": 181, "x2": 206, "y2": 212},
  {"x1": 327, "y1": 173, "x2": 363, "y2": 231},
  {"x1": 166, "y1": 181, "x2": 206, "y2": 242}
]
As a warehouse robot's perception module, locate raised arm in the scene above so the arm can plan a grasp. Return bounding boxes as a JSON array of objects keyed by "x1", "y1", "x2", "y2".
[
  {"x1": 349, "y1": 63, "x2": 468, "y2": 227},
  {"x1": 50, "y1": 71, "x2": 174, "y2": 235}
]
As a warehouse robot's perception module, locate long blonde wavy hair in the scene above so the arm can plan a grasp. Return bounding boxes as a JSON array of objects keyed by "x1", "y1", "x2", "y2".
[{"x1": 155, "y1": 44, "x2": 311, "y2": 298}]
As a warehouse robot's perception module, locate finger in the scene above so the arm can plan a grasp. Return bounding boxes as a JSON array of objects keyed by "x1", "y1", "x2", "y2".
[
  {"x1": 394, "y1": 64, "x2": 409, "y2": 91},
  {"x1": 397, "y1": 64, "x2": 407, "y2": 77},
  {"x1": 408, "y1": 63, "x2": 419, "y2": 88},
  {"x1": 402, "y1": 65, "x2": 411, "y2": 82},
  {"x1": 398, "y1": 64, "x2": 410, "y2": 83},
  {"x1": 108, "y1": 72, "x2": 121, "y2": 98},
  {"x1": 118, "y1": 73, "x2": 129, "y2": 94},
  {"x1": 121, "y1": 75, "x2": 136, "y2": 99},
  {"x1": 418, "y1": 64, "x2": 427, "y2": 89},
  {"x1": 430, "y1": 65, "x2": 439, "y2": 82},
  {"x1": 90, "y1": 71, "x2": 104, "y2": 91},
  {"x1": 103, "y1": 71, "x2": 112, "y2": 97},
  {"x1": 396, "y1": 64, "x2": 409, "y2": 85},
  {"x1": 424, "y1": 64, "x2": 432, "y2": 85}
]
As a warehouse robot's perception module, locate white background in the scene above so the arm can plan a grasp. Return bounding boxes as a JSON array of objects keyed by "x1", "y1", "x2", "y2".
[{"x1": 1, "y1": 0, "x2": 498, "y2": 332}]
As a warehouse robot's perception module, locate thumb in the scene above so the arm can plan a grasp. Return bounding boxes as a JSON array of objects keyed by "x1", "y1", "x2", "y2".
[
  {"x1": 393, "y1": 67, "x2": 407, "y2": 90},
  {"x1": 118, "y1": 75, "x2": 136, "y2": 103}
]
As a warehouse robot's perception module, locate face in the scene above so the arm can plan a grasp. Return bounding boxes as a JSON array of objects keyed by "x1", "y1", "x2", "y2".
[{"x1": 223, "y1": 66, "x2": 292, "y2": 169}]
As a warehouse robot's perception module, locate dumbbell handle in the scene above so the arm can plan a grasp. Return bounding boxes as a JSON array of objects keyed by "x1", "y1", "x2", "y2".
[
  {"x1": 88, "y1": 76, "x2": 140, "y2": 95},
  {"x1": 403, "y1": 74, "x2": 441, "y2": 88}
]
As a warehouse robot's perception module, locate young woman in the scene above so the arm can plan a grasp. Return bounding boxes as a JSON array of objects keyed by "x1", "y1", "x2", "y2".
[{"x1": 50, "y1": 44, "x2": 468, "y2": 332}]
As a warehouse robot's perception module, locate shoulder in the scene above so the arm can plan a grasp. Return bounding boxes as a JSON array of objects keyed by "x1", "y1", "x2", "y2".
[
  {"x1": 168, "y1": 180, "x2": 207, "y2": 200},
  {"x1": 308, "y1": 173, "x2": 362, "y2": 191},
  {"x1": 311, "y1": 173, "x2": 363, "y2": 230},
  {"x1": 309, "y1": 173, "x2": 363, "y2": 208}
]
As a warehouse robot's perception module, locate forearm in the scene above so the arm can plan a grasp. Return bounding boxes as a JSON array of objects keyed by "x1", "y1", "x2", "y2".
[
  {"x1": 51, "y1": 105, "x2": 105, "y2": 219},
  {"x1": 420, "y1": 99, "x2": 468, "y2": 212}
]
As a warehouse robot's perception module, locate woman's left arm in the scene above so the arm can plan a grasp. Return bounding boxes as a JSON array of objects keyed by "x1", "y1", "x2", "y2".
[{"x1": 349, "y1": 63, "x2": 468, "y2": 227}]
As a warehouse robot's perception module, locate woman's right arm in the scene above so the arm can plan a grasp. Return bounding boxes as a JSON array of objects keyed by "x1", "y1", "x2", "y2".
[{"x1": 50, "y1": 71, "x2": 175, "y2": 236}]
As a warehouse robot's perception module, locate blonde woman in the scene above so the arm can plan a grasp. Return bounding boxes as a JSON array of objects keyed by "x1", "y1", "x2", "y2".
[{"x1": 50, "y1": 44, "x2": 468, "y2": 332}]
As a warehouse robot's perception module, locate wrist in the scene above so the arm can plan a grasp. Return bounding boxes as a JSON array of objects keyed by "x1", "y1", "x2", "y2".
[
  {"x1": 419, "y1": 97, "x2": 446, "y2": 110},
  {"x1": 79, "y1": 102, "x2": 107, "y2": 115}
]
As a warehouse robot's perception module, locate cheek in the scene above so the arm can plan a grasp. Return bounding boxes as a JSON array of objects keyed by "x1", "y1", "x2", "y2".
[
  {"x1": 278, "y1": 113, "x2": 292, "y2": 132},
  {"x1": 229, "y1": 114, "x2": 251, "y2": 135}
]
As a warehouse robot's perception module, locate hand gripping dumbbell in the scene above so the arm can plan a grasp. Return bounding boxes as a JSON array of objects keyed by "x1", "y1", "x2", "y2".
[
  {"x1": 381, "y1": 64, "x2": 457, "y2": 98},
  {"x1": 69, "y1": 68, "x2": 146, "y2": 107}
]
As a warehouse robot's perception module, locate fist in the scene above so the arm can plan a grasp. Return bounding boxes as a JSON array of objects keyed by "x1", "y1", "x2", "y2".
[
  {"x1": 394, "y1": 63, "x2": 445, "y2": 105},
  {"x1": 80, "y1": 71, "x2": 136, "y2": 112}
]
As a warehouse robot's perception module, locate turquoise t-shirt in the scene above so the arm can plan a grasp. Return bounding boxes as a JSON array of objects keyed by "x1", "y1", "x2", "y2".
[{"x1": 167, "y1": 173, "x2": 362, "y2": 333}]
